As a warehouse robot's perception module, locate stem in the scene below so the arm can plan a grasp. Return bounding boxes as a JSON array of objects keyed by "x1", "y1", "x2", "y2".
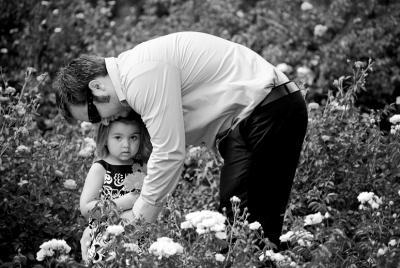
[{"x1": 225, "y1": 203, "x2": 239, "y2": 266}]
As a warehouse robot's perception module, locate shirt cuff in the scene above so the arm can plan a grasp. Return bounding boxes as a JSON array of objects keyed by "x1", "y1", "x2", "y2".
[{"x1": 131, "y1": 195, "x2": 163, "y2": 222}]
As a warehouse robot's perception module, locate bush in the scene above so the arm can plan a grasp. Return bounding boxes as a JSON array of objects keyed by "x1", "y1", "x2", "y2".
[{"x1": 1, "y1": 59, "x2": 400, "y2": 267}]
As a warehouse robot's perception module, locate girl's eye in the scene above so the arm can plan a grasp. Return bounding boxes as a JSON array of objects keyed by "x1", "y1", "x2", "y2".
[
  {"x1": 130, "y1": 136, "x2": 138, "y2": 141},
  {"x1": 114, "y1": 136, "x2": 121, "y2": 140}
]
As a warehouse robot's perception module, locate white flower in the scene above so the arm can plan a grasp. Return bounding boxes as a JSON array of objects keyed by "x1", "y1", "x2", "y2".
[
  {"x1": 123, "y1": 243, "x2": 141, "y2": 253},
  {"x1": 297, "y1": 238, "x2": 312, "y2": 247},
  {"x1": 236, "y1": 10, "x2": 244, "y2": 18},
  {"x1": 389, "y1": 201, "x2": 394, "y2": 206},
  {"x1": 230, "y1": 196, "x2": 241, "y2": 203},
  {"x1": 180, "y1": 221, "x2": 192, "y2": 229},
  {"x1": 391, "y1": 125, "x2": 400, "y2": 135},
  {"x1": 15, "y1": 145, "x2": 30, "y2": 154},
  {"x1": 270, "y1": 252, "x2": 285, "y2": 262},
  {"x1": 15, "y1": 105, "x2": 26, "y2": 116},
  {"x1": 36, "y1": 239, "x2": 71, "y2": 261},
  {"x1": 304, "y1": 212, "x2": 324, "y2": 226},
  {"x1": 106, "y1": 225, "x2": 124, "y2": 236},
  {"x1": 294, "y1": 230, "x2": 314, "y2": 241},
  {"x1": 377, "y1": 247, "x2": 387, "y2": 257},
  {"x1": 321, "y1": 135, "x2": 330, "y2": 141},
  {"x1": 259, "y1": 250, "x2": 289, "y2": 263},
  {"x1": 296, "y1": 66, "x2": 314, "y2": 84},
  {"x1": 276, "y1": 63, "x2": 293, "y2": 74},
  {"x1": 314, "y1": 24, "x2": 328, "y2": 37},
  {"x1": 182, "y1": 210, "x2": 227, "y2": 235},
  {"x1": 300, "y1": 2, "x2": 313, "y2": 11},
  {"x1": 188, "y1": 146, "x2": 202, "y2": 157},
  {"x1": 5, "y1": 86, "x2": 16, "y2": 94},
  {"x1": 279, "y1": 231, "x2": 294, "y2": 242},
  {"x1": 389, "y1": 114, "x2": 400, "y2": 124},
  {"x1": 41, "y1": 1, "x2": 50, "y2": 6},
  {"x1": 357, "y1": 192, "x2": 374, "y2": 203},
  {"x1": 388, "y1": 239, "x2": 397, "y2": 247},
  {"x1": 248, "y1": 221, "x2": 261, "y2": 230},
  {"x1": 357, "y1": 192, "x2": 382, "y2": 210},
  {"x1": 354, "y1": 61, "x2": 366, "y2": 69},
  {"x1": 63, "y1": 179, "x2": 77, "y2": 190},
  {"x1": 52, "y1": 9, "x2": 59, "y2": 15},
  {"x1": 54, "y1": 28, "x2": 62, "y2": 33},
  {"x1": 308, "y1": 102, "x2": 320, "y2": 110},
  {"x1": 55, "y1": 170, "x2": 64, "y2": 177},
  {"x1": 215, "y1": 253, "x2": 225, "y2": 262},
  {"x1": 324, "y1": 212, "x2": 330, "y2": 218},
  {"x1": 78, "y1": 137, "x2": 96, "y2": 157},
  {"x1": 215, "y1": 231, "x2": 227, "y2": 240},
  {"x1": 80, "y1": 121, "x2": 93, "y2": 132},
  {"x1": 149, "y1": 237, "x2": 183, "y2": 259},
  {"x1": 0, "y1": 48, "x2": 8, "y2": 54},
  {"x1": 100, "y1": 7, "x2": 109, "y2": 14},
  {"x1": 18, "y1": 180, "x2": 29, "y2": 187},
  {"x1": 75, "y1": 13, "x2": 85, "y2": 19}
]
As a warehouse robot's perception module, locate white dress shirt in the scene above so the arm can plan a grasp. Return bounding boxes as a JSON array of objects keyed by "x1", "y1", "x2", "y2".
[{"x1": 104, "y1": 32, "x2": 289, "y2": 221}]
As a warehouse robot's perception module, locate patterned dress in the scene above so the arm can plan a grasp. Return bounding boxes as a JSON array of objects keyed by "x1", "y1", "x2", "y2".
[{"x1": 87, "y1": 160, "x2": 145, "y2": 263}]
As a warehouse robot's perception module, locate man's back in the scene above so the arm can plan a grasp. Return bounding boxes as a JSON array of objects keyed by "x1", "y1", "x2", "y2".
[{"x1": 116, "y1": 31, "x2": 289, "y2": 147}]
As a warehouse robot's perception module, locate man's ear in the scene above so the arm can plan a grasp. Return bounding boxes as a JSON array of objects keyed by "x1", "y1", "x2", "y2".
[{"x1": 88, "y1": 79, "x2": 104, "y2": 94}]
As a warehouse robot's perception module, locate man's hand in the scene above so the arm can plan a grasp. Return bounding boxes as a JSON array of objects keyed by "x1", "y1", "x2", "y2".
[{"x1": 120, "y1": 209, "x2": 136, "y2": 223}]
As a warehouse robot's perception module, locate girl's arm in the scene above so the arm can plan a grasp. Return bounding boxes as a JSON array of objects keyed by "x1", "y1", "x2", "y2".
[
  {"x1": 80, "y1": 162, "x2": 105, "y2": 219},
  {"x1": 112, "y1": 192, "x2": 140, "y2": 211}
]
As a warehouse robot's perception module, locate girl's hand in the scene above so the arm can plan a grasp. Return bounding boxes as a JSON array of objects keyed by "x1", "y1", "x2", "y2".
[{"x1": 80, "y1": 226, "x2": 91, "y2": 263}]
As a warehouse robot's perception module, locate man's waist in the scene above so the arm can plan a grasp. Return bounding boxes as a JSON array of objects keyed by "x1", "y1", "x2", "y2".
[{"x1": 259, "y1": 81, "x2": 300, "y2": 108}]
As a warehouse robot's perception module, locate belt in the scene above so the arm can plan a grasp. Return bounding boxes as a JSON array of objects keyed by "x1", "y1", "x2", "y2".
[
  {"x1": 259, "y1": 81, "x2": 300, "y2": 107},
  {"x1": 215, "y1": 81, "x2": 300, "y2": 152}
]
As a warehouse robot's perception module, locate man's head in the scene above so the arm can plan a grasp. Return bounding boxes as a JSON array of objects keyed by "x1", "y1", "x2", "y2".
[{"x1": 55, "y1": 55, "x2": 129, "y2": 124}]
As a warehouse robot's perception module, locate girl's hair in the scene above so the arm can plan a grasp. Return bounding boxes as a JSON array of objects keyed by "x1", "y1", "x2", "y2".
[{"x1": 95, "y1": 111, "x2": 152, "y2": 162}]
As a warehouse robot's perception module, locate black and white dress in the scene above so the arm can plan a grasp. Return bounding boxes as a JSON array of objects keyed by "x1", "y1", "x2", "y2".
[{"x1": 87, "y1": 159, "x2": 145, "y2": 263}]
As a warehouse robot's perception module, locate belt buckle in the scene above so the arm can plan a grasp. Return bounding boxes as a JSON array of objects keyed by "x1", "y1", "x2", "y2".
[{"x1": 284, "y1": 81, "x2": 299, "y2": 94}]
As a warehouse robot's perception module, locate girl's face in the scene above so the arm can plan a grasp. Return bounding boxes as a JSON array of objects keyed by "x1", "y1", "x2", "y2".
[{"x1": 106, "y1": 121, "x2": 141, "y2": 164}]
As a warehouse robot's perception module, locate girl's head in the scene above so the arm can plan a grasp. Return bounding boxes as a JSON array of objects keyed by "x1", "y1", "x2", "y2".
[{"x1": 96, "y1": 111, "x2": 152, "y2": 163}]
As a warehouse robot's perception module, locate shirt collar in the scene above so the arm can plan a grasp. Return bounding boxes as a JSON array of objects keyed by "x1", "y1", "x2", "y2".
[{"x1": 105, "y1": 57, "x2": 126, "y2": 102}]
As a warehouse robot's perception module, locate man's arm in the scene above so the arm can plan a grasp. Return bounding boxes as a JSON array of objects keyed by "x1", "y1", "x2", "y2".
[
  {"x1": 125, "y1": 61, "x2": 186, "y2": 222},
  {"x1": 112, "y1": 192, "x2": 139, "y2": 211}
]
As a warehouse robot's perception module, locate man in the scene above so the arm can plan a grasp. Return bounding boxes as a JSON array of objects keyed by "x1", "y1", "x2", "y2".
[{"x1": 55, "y1": 31, "x2": 308, "y2": 246}]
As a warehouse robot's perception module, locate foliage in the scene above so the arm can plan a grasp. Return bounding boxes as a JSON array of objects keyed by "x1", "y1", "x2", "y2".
[
  {"x1": 0, "y1": 69, "x2": 92, "y2": 265},
  {"x1": 1, "y1": 56, "x2": 400, "y2": 267},
  {"x1": 1, "y1": 0, "x2": 400, "y2": 266},
  {"x1": 2, "y1": 0, "x2": 399, "y2": 108},
  {"x1": 91, "y1": 0, "x2": 400, "y2": 108}
]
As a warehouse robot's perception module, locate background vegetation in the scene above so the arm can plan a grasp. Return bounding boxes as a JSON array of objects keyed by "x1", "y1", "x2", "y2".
[{"x1": 1, "y1": 0, "x2": 400, "y2": 267}]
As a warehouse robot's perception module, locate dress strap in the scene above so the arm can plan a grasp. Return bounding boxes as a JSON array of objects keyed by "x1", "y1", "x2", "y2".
[{"x1": 94, "y1": 159, "x2": 109, "y2": 169}]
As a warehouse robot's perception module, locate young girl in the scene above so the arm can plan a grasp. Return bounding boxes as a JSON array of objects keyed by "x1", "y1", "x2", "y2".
[{"x1": 80, "y1": 112, "x2": 151, "y2": 263}]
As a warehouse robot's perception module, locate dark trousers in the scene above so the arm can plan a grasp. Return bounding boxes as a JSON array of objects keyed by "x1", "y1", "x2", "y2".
[{"x1": 218, "y1": 90, "x2": 308, "y2": 246}]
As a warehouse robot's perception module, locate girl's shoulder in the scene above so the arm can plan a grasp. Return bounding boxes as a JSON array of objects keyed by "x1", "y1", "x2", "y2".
[{"x1": 94, "y1": 159, "x2": 109, "y2": 169}]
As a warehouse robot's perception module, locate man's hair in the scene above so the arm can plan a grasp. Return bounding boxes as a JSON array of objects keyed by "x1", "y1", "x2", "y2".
[
  {"x1": 95, "y1": 111, "x2": 153, "y2": 163},
  {"x1": 54, "y1": 55, "x2": 107, "y2": 121}
]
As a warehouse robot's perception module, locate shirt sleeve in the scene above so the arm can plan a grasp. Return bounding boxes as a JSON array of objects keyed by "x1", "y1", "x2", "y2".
[{"x1": 124, "y1": 61, "x2": 186, "y2": 222}]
